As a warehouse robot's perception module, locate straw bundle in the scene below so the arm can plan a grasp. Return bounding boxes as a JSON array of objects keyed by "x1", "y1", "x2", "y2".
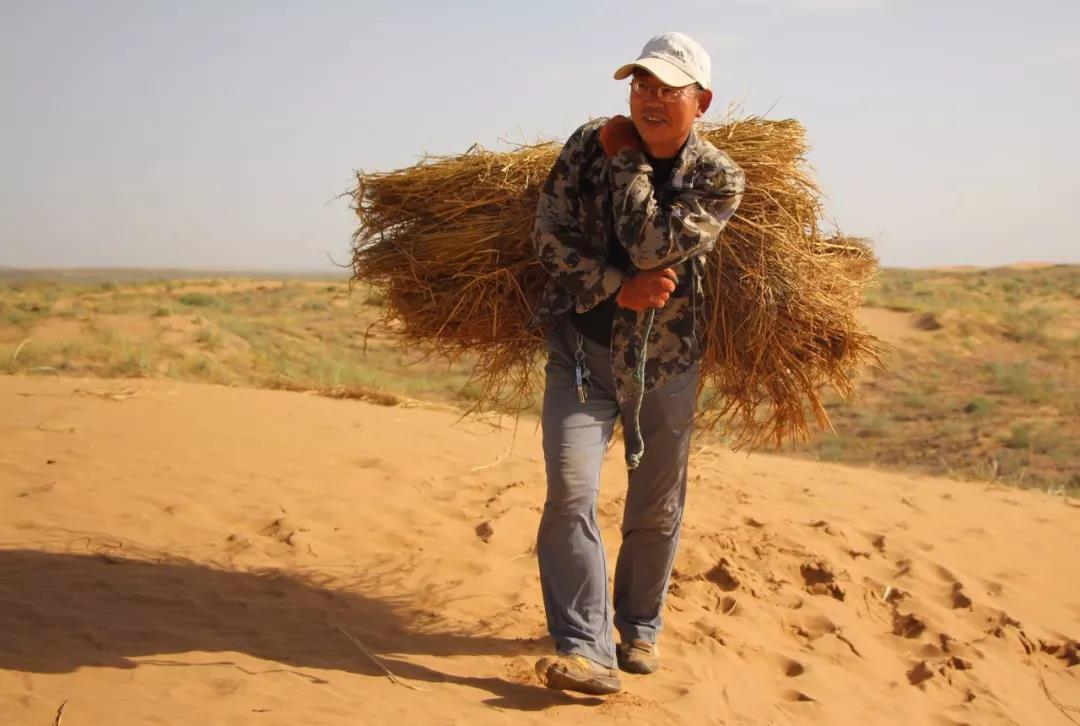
[{"x1": 349, "y1": 117, "x2": 880, "y2": 447}]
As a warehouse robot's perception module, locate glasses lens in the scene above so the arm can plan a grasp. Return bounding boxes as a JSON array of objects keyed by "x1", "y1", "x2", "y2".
[{"x1": 632, "y1": 80, "x2": 690, "y2": 102}]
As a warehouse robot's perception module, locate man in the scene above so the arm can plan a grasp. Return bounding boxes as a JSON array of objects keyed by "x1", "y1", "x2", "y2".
[{"x1": 530, "y1": 32, "x2": 745, "y2": 695}]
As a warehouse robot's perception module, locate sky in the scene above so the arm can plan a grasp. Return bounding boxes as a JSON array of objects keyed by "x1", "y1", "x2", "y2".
[{"x1": 2, "y1": 0, "x2": 1077, "y2": 271}]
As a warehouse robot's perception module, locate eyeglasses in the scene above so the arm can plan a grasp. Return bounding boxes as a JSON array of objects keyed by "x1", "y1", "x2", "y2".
[{"x1": 630, "y1": 78, "x2": 699, "y2": 103}]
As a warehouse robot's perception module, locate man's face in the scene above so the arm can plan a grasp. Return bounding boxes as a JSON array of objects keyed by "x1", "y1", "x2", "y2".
[{"x1": 628, "y1": 70, "x2": 712, "y2": 157}]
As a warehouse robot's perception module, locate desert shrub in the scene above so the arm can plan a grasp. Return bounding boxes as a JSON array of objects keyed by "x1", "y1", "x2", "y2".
[
  {"x1": 963, "y1": 397, "x2": 995, "y2": 416},
  {"x1": 1004, "y1": 424, "x2": 1031, "y2": 450},
  {"x1": 179, "y1": 292, "x2": 219, "y2": 308},
  {"x1": 195, "y1": 327, "x2": 222, "y2": 350},
  {"x1": 985, "y1": 362, "x2": 1051, "y2": 403}
]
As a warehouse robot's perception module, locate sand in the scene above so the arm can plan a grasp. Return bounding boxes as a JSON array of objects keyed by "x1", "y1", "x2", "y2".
[{"x1": 2, "y1": 375, "x2": 1077, "y2": 725}]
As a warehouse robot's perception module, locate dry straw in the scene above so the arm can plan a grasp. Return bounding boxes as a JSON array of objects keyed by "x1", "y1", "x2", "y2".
[{"x1": 349, "y1": 117, "x2": 880, "y2": 448}]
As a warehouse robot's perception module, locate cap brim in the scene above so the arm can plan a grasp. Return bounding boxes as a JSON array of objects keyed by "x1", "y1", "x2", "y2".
[{"x1": 613, "y1": 58, "x2": 697, "y2": 88}]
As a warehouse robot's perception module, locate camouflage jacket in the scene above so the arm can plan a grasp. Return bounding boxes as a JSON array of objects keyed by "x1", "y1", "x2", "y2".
[{"x1": 532, "y1": 118, "x2": 745, "y2": 406}]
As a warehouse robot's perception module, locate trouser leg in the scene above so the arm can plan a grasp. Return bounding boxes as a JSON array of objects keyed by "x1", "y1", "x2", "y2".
[
  {"x1": 537, "y1": 320, "x2": 620, "y2": 667},
  {"x1": 613, "y1": 363, "x2": 699, "y2": 645}
]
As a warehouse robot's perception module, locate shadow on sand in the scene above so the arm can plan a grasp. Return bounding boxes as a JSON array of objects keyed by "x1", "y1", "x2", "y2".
[{"x1": 0, "y1": 545, "x2": 600, "y2": 711}]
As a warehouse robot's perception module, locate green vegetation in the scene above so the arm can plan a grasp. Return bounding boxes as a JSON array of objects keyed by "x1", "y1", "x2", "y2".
[
  {"x1": 0, "y1": 275, "x2": 486, "y2": 408},
  {"x1": 792, "y1": 265, "x2": 1079, "y2": 494},
  {"x1": 178, "y1": 292, "x2": 220, "y2": 307},
  {"x1": 2, "y1": 266, "x2": 1077, "y2": 494}
]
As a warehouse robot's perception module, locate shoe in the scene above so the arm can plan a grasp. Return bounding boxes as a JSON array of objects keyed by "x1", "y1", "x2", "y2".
[
  {"x1": 535, "y1": 654, "x2": 622, "y2": 695},
  {"x1": 616, "y1": 640, "x2": 660, "y2": 674}
]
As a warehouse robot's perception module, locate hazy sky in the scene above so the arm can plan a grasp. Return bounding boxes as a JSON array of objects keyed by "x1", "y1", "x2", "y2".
[{"x1": 3, "y1": 0, "x2": 1077, "y2": 271}]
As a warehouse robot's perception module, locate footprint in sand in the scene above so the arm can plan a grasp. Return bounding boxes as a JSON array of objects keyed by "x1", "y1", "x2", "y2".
[
  {"x1": 484, "y1": 480, "x2": 526, "y2": 507},
  {"x1": 950, "y1": 583, "x2": 973, "y2": 609},
  {"x1": 789, "y1": 613, "x2": 837, "y2": 641},
  {"x1": 808, "y1": 519, "x2": 838, "y2": 536},
  {"x1": 705, "y1": 559, "x2": 740, "y2": 591},
  {"x1": 892, "y1": 611, "x2": 927, "y2": 639},
  {"x1": 800, "y1": 561, "x2": 845, "y2": 601},
  {"x1": 933, "y1": 564, "x2": 958, "y2": 583},
  {"x1": 775, "y1": 655, "x2": 806, "y2": 677},
  {"x1": 353, "y1": 456, "x2": 383, "y2": 468},
  {"x1": 1038, "y1": 638, "x2": 1080, "y2": 667},
  {"x1": 259, "y1": 516, "x2": 308, "y2": 547},
  {"x1": 781, "y1": 689, "x2": 816, "y2": 702},
  {"x1": 906, "y1": 660, "x2": 934, "y2": 686}
]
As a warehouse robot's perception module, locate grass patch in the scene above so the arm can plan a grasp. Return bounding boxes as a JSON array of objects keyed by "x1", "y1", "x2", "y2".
[
  {"x1": 1003, "y1": 424, "x2": 1031, "y2": 450},
  {"x1": 962, "y1": 397, "x2": 995, "y2": 416},
  {"x1": 984, "y1": 362, "x2": 1052, "y2": 403},
  {"x1": 178, "y1": 292, "x2": 220, "y2": 308},
  {"x1": 1001, "y1": 306, "x2": 1052, "y2": 343},
  {"x1": 194, "y1": 327, "x2": 223, "y2": 350}
]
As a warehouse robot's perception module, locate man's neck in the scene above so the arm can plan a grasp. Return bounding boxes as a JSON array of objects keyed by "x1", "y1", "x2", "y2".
[{"x1": 644, "y1": 130, "x2": 691, "y2": 160}]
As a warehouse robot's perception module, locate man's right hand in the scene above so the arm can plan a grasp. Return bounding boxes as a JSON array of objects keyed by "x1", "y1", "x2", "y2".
[
  {"x1": 599, "y1": 115, "x2": 644, "y2": 157},
  {"x1": 616, "y1": 268, "x2": 677, "y2": 312}
]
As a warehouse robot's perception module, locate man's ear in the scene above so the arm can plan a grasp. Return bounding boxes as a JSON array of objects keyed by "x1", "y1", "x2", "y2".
[{"x1": 697, "y1": 89, "x2": 713, "y2": 117}]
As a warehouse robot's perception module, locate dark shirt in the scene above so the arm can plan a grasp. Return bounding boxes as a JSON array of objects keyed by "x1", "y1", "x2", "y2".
[{"x1": 570, "y1": 152, "x2": 678, "y2": 346}]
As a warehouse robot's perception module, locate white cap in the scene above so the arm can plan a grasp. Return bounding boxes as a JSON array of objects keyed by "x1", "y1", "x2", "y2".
[{"x1": 613, "y1": 32, "x2": 712, "y2": 91}]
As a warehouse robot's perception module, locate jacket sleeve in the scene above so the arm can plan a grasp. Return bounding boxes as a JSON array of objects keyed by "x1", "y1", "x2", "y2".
[
  {"x1": 609, "y1": 145, "x2": 745, "y2": 270},
  {"x1": 532, "y1": 126, "x2": 627, "y2": 313}
]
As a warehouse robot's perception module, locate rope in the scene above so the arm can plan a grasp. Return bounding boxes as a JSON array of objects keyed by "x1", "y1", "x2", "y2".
[{"x1": 626, "y1": 308, "x2": 655, "y2": 470}]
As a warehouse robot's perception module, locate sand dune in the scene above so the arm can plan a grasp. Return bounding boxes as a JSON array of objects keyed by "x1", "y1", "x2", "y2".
[{"x1": 2, "y1": 376, "x2": 1078, "y2": 725}]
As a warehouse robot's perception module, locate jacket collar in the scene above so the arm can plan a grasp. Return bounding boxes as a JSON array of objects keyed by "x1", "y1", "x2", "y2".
[{"x1": 670, "y1": 126, "x2": 704, "y2": 187}]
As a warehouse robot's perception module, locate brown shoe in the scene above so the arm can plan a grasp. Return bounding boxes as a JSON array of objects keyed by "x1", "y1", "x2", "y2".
[
  {"x1": 616, "y1": 640, "x2": 660, "y2": 674},
  {"x1": 535, "y1": 654, "x2": 621, "y2": 695}
]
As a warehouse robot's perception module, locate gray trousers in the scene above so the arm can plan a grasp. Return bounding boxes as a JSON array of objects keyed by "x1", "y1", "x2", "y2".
[{"x1": 537, "y1": 316, "x2": 699, "y2": 668}]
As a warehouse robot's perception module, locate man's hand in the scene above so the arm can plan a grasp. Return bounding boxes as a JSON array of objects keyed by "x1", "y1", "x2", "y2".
[
  {"x1": 599, "y1": 115, "x2": 643, "y2": 157},
  {"x1": 616, "y1": 267, "x2": 677, "y2": 311}
]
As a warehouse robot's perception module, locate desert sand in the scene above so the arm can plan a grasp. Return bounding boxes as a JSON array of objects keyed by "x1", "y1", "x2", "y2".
[{"x1": 2, "y1": 375, "x2": 1078, "y2": 725}]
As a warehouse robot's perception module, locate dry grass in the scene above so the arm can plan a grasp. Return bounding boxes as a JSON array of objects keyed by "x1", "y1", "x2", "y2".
[{"x1": 349, "y1": 117, "x2": 881, "y2": 448}]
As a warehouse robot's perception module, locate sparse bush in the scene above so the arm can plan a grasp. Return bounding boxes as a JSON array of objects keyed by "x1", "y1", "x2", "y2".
[
  {"x1": 1001, "y1": 307, "x2": 1052, "y2": 343},
  {"x1": 5, "y1": 309, "x2": 30, "y2": 327},
  {"x1": 179, "y1": 292, "x2": 219, "y2": 307},
  {"x1": 1004, "y1": 424, "x2": 1031, "y2": 450},
  {"x1": 1030, "y1": 427, "x2": 1074, "y2": 460},
  {"x1": 195, "y1": 327, "x2": 223, "y2": 350},
  {"x1": 187, "y1": 357, "x2": 213, "y2": 377},
  {"x1": 963, "y1": 397, "x2": 995, "y2": 416},
  {"x1": 901, "y1": 392, "x2": 929, "y2": 409},
  {"x1": 108, "y1": 349, "x2": 151, "y2": 377},
  {"x1": 985, "y1": 362, "x2": 1051, "y2": 403},
  {"x1": 817, "y1": 436, "x2": 850, "y2": 462},
  {"x1": 854, "y1": 413, "x2": 888, "y2": 438}
]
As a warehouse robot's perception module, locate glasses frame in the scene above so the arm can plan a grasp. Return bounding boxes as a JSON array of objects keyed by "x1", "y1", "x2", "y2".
[{"x1": 629, "y1": 78, "x2": 700, "y2": 103}]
